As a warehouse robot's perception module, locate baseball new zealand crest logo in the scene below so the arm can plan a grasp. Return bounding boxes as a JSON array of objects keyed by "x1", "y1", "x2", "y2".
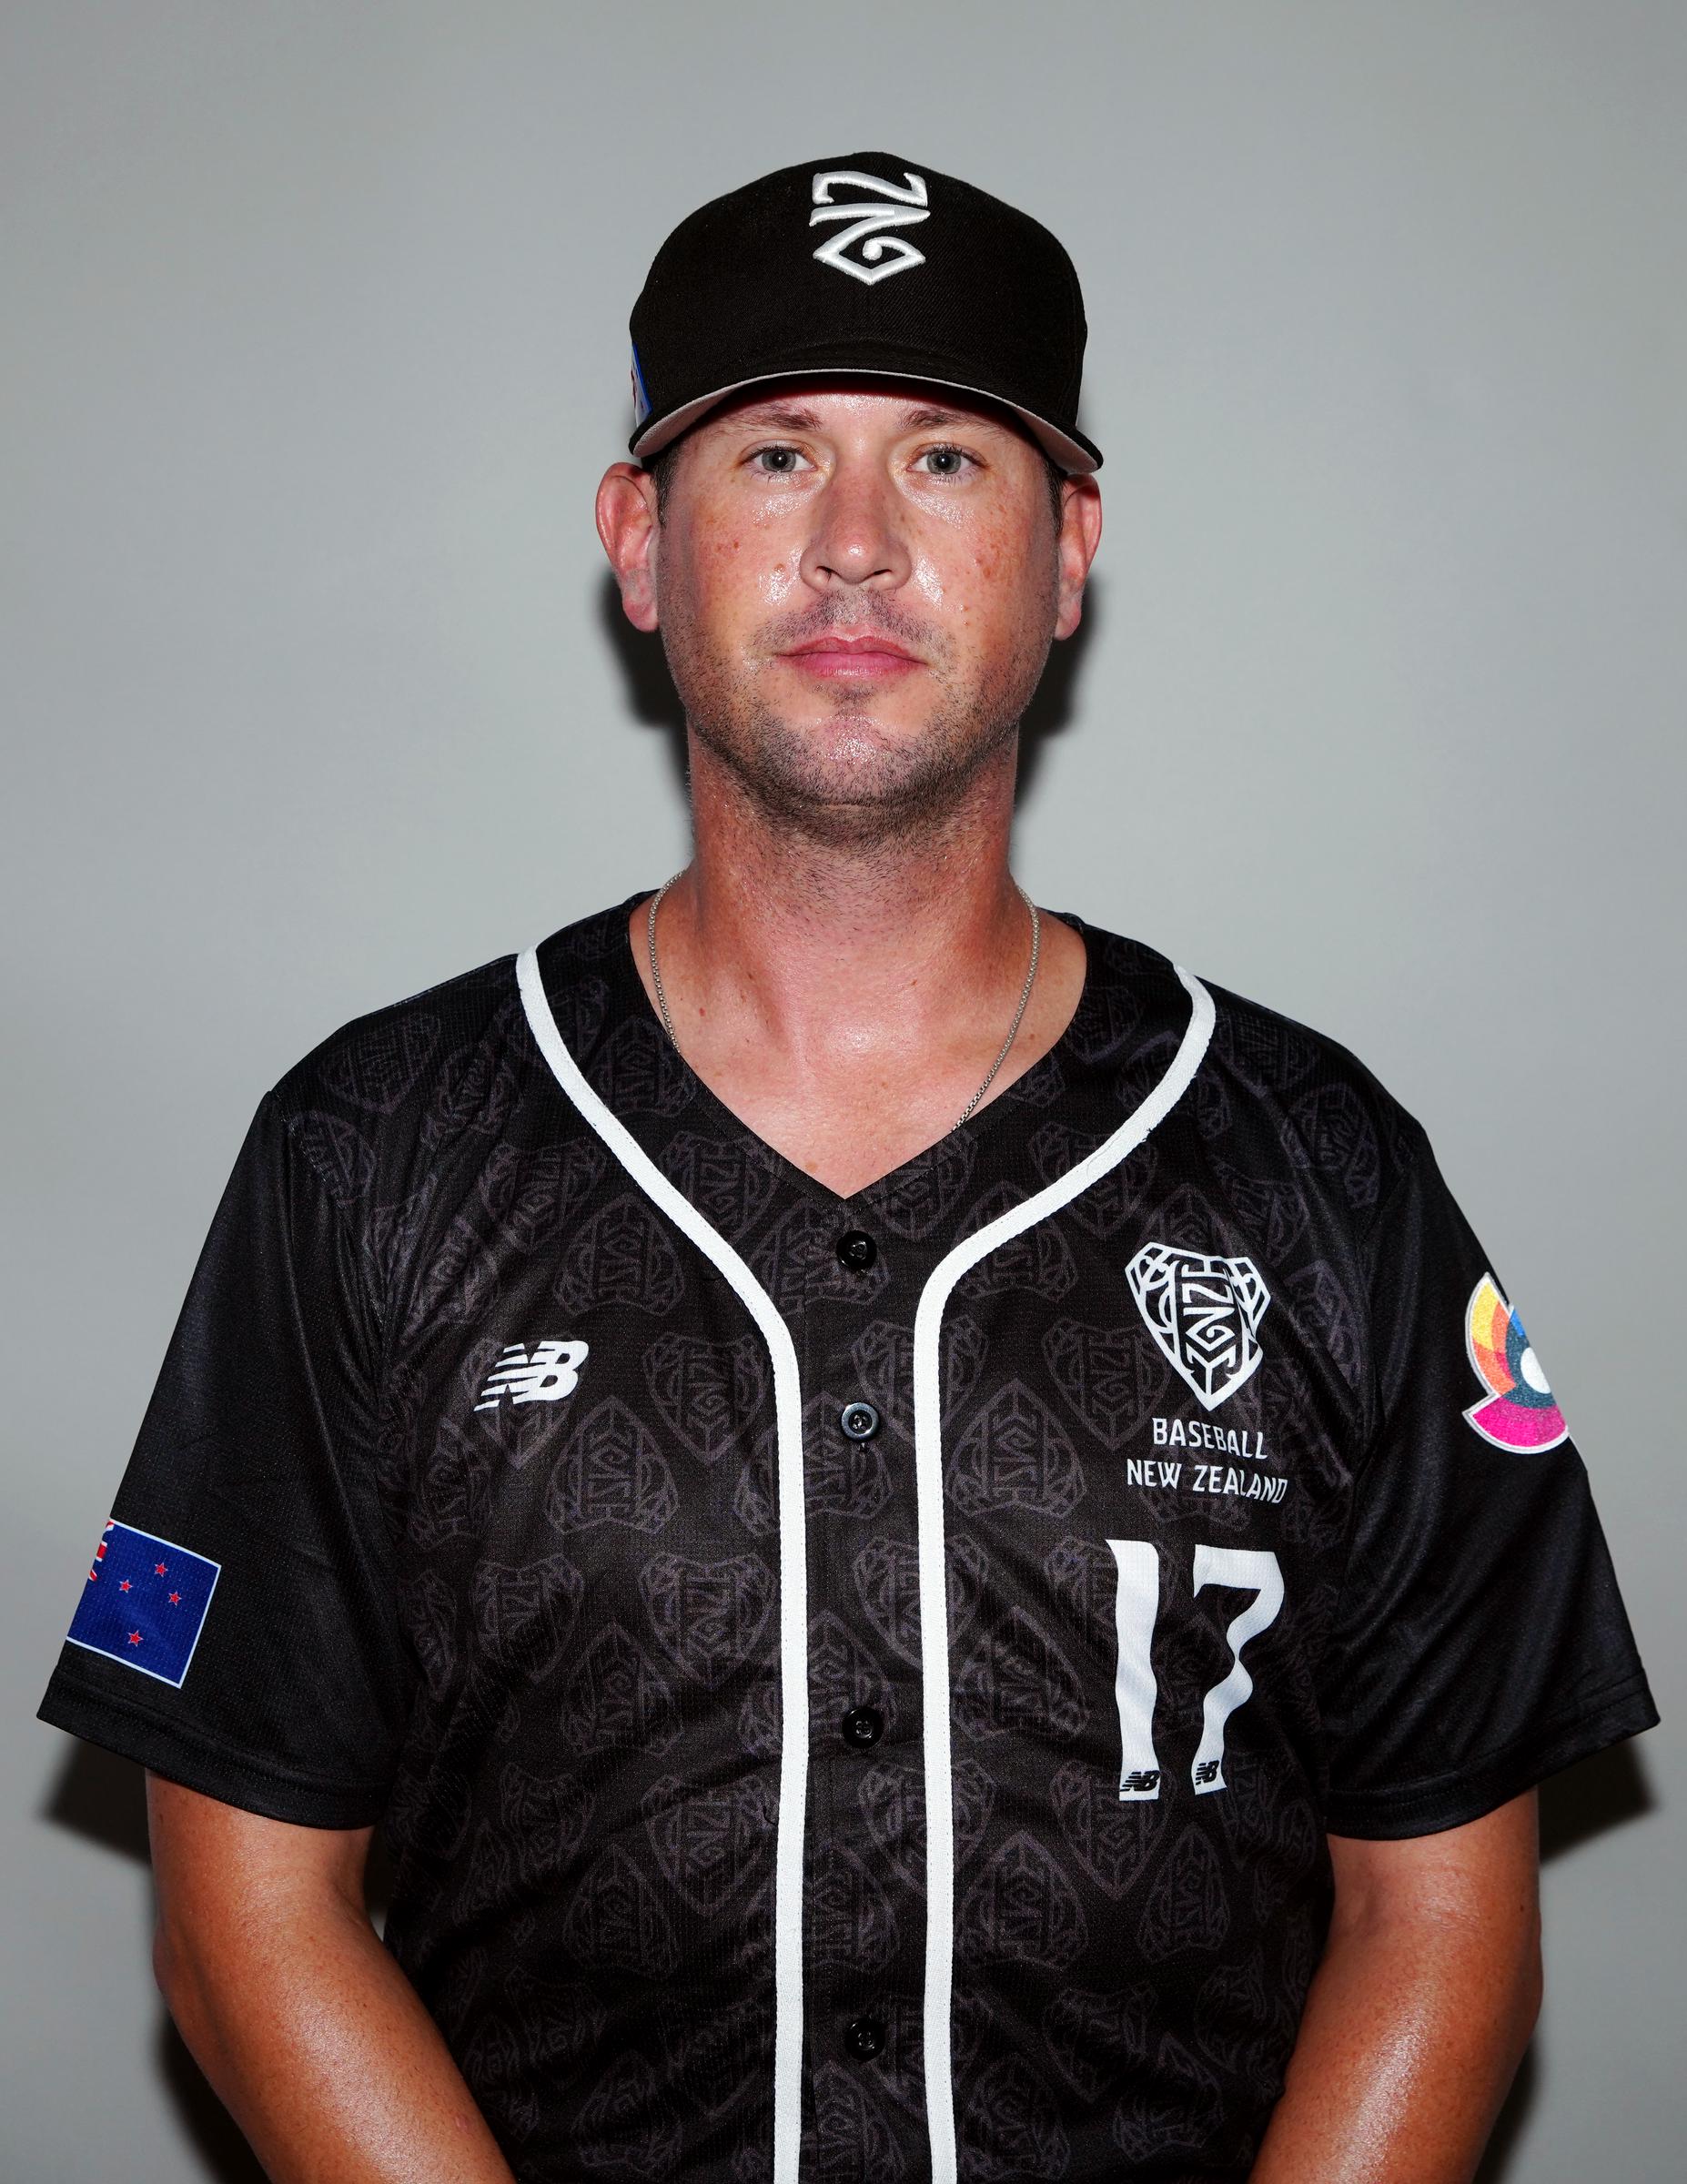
[
  {"x1": 1462, "y1": 1275, "x2": 1568, "y2": 1450},
  {"x1": 1126, "y1": 1244, "x2": 1270, "y2": 1410}
]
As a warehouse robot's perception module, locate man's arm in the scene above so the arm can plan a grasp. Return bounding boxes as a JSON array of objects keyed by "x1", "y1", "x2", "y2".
[
  {"x1": 147, "y1": 1774, "x2": 518, "y2": 2184},
  {"x1": 1249, "y1": 1790, "x2": 1542, "y2": 2184}
]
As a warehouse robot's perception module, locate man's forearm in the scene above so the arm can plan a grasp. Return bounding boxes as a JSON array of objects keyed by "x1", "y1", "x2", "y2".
[
  {"x1": 157, "y1": 1884, "x2": 517, "y2": 2184},
  {"x1": 1248, "y1": 1845, "x2": 1541, "y2": 2183}
]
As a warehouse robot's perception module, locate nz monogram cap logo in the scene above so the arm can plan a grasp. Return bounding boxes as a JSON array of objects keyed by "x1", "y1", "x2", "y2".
[
  {"x1": 809, "y1": 168, "x2": 931, "y2": 286},
  {"x1": 474, "y1": 1340, "x2": 590, "y2": 1413},
  {"x1": 1126, "y1": 1245, "x2": 1270, "y2": 1411}
]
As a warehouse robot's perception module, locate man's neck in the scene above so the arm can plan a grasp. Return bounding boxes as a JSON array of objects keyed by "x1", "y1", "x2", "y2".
[{"x1": 626, "y1": 735, "x2": 1088, "y2": 1195}]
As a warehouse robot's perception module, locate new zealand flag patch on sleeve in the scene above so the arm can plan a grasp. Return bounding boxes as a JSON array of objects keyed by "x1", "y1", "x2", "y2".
[{"x1": 66, "y1": 1520, "x2": 220, "y2": 1688}]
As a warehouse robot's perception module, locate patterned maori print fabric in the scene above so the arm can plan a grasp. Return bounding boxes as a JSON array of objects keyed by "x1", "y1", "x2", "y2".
[{"x1": 38, "y1": 894, "x2": 1656, "y2": 2182}]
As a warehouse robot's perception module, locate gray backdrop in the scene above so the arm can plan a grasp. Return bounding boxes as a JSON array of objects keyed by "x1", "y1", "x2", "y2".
[{"x1": 5, "y1": 4, "x2": 1680, "y2": 2179}]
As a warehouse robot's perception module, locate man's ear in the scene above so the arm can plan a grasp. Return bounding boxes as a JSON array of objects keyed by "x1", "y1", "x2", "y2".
[
  {"x1": 1053, "y1": 475, "x2": 1103, "y2": 642},
  {"x1": 596, "y1": 461, "x2": 662, "y2": 632}
]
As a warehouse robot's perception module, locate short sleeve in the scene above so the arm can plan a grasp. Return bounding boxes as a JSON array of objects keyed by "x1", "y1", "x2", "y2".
[
  {"x1": 1318, "y1": 1130, "x2": 1658, "y2": 1837},
  {"x1": 36, "y1": 1093, "x2": 411, "y2": 1826}
]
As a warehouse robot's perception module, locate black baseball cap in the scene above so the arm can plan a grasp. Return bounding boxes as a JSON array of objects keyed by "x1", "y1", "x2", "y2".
[{"x1": 627, "y1": 152, "x2": 1102, "y2": 473}]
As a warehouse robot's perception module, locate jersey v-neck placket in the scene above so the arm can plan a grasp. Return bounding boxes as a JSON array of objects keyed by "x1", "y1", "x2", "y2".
[
  {"x1": 795, "y1": 1198, "x2": 920, "y2": 2175},
  {"x1": 794, "y1": 1184, "x2": 963, "y2": 2178},
  {"x1": 516, "y1": 933, "x2": 1216, "y2": 2184}
]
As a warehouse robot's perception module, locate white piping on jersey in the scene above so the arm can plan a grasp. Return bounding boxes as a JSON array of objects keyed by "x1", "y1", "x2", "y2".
[
  {"x1": 517, "y1": 942, "x2": 1215, "y2": 2184},
  {"x1": 911, "y1": 964, "x2": 1214, "y2": 2184},
  {"x1": 515, "y1": 945, "x2": 811, "y2": 2184}
]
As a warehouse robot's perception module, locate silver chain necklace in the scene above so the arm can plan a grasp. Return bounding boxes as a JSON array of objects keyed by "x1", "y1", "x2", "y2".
[{"x1": 645, "y1": 874, "x2": 1042, "y2": 1134}]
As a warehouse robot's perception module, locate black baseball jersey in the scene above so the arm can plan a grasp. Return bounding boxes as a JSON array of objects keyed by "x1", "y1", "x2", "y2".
[{"x1": 38, "y1": 895, "x2": 1656, "y2": 2183}]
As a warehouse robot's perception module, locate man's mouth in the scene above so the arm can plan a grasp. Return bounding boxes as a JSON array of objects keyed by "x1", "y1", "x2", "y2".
[{"x1": 780, "y1": 632, "x2": 924, "y2": 677}]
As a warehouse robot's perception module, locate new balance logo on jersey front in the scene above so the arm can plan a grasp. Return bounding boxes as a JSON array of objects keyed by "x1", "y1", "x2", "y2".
[{"x1": 474, "y1": 1340, "x2": 590, "y2": 1413}]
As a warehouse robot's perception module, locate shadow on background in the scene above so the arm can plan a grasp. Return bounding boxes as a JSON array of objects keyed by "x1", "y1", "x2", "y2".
[
  {"x1": 44, "y1": 1728, "x2": 1655, "y2": 2183},
  {"x1": 156, "y1": 2019, "x2": 268, "y2": 2184},
  {"x1": 43, "y1": 1734, "x2": 149, "y2": 1862},
  {"x1": 1473, "y1": 1741, "x2": 1654, "y2": 2183},
  {"x1": 1536, "y1": 1735, "x2": 1653, "y2": 1861},
  {"x1": 594, "y1": 565, "x2": 1101, "y2": 814},
  {"x1": 42, "y1": 1740, "x2": 396, "y2": 2181}
]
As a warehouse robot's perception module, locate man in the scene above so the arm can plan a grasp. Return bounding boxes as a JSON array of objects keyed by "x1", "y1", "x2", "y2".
[{"x1": 39, "y1": 153, "x2": 1656, "y2": 2184}]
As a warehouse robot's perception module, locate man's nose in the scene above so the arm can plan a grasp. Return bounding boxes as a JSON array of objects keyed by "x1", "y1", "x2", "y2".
[{"x1": 798, "y1": 462, "x2": 913, "y2": 592}]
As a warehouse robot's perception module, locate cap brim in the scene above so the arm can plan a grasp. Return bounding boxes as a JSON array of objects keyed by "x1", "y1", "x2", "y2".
[{"x1": 630, "y1": 364, "x2": 1101, "y2": 473}]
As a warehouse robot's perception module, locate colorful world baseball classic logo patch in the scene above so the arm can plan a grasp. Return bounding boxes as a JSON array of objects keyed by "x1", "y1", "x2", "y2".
[
  {"x1": 1462, "y1": 1274, "x2": 1569, "y2": 1451},
  {"x1": 1126, "y1": 1244, "x2": 1270, "y2": 1411}
]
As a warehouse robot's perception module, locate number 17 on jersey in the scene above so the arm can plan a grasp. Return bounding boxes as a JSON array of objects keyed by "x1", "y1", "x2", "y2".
[{"x1": 1108, "y1": 1541, "x2": 1285, "y2": 1800}]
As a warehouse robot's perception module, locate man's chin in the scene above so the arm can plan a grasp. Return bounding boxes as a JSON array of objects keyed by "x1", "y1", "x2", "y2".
[{"x1": 689, "y1": 701, "x2": 1017, "y2": 840}]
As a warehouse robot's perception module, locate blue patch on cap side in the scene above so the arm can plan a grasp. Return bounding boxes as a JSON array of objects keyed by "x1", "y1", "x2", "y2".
[
  {"x1": 630, "y1": 341, "x2": 652, "y2": 428},
  {"x1": 66, "y1": 1519, "x2": 220, "y2": 1690}
]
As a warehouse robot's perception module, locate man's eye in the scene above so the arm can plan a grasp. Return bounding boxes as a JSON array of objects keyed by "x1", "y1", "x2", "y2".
[
  {"x1": 750, "y1": 445, "x2": 813, "y2": 475},
  {"x1": 914, "y1": 444, "x2": 978, "y2": 478}
]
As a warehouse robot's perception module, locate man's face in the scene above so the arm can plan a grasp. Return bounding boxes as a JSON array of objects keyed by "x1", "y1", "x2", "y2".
[{"x1": 600, "y1": 382, "x2": 1101, "y2": 844}]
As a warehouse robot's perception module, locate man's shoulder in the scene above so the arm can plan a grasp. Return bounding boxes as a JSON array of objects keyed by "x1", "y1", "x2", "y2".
[
  {"x1": 1073, "y1": 915, "x2": 1429, "y2": 1220},
  {"x1": 267, "y1": 947, "x2": 521, "y2": 1127},
  {"x1": 261, "y1": 897, "x2": 637, "y2": 1145},
  {"x1": 1194, "y1": 962, "x2": 1428, "y2": 1222}
]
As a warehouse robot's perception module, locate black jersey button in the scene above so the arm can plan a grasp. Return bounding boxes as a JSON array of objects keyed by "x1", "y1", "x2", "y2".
[
  {"x1": 841, "y1": 1704, "x2": 884, "y2": 1749},
  {"x1": 838, "y1": 1400, "x2": 880, "y2": 1442},
  {"x1": 844, "y1": 2014, "x2": 885, "y2": 2061},
  {"x1": 835, "y1": 1229, "x2": 877, "y2": 1272}
]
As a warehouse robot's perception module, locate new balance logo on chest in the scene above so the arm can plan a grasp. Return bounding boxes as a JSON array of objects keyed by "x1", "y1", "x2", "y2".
[{"x1": 474, "y1": 1340, "x2": 590, "y2": 1412}]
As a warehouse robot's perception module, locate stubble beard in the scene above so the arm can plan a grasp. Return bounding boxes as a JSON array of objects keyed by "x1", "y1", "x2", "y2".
[{"x1": 662, "y1": 596, "x2": 1057, "y2": 853}]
